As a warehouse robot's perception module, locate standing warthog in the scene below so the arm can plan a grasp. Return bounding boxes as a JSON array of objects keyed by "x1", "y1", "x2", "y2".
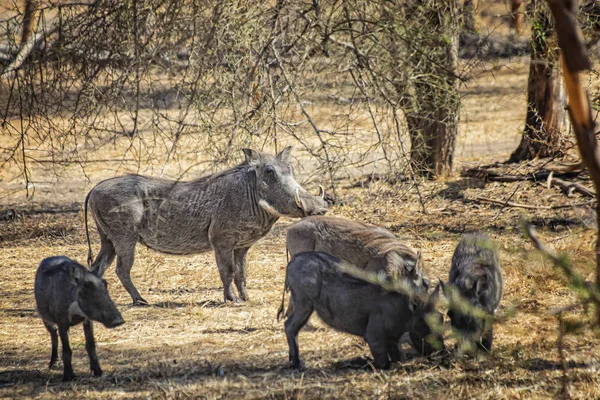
[
  {"x1": 443, "y1": 233, "x2": 503, "y2": 352},
  {"x1": 35, "y1": 256, "x2": 125, "y2": 381},
  {"x1": 279, "y1": 216, "x2": 429, "y2": 319},
  {"x1": 85, "y1": 147, "x2": 327, "y2": 305},
  {"x1": 282, "y1": 252, "x2": 444, "y2": 370},
  {"x1": 286, "y1": 216, "x2": 428, "y2": 287}
]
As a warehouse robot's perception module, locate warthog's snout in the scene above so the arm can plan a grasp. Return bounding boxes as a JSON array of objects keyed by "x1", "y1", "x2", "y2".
[
  {"x1": 295, "y1": 187, "x2": 328, "y2": 217},
  {"x1": 103, "y1": 314, "x2": 125, "y2": 328}
]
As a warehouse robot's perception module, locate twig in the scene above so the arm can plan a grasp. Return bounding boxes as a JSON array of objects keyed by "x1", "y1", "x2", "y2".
[{"x1": 476, "y1": 196, "x2": 595, "y2": 210}]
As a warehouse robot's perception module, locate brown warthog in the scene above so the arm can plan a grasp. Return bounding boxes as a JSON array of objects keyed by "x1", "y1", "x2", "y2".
[
  {"x1": 35, "y1": 256, "x2": 125, "y2": 381},
  {"x1": 286, "y1": 216, "x2": 428, "y2": 286},
  {"x1": 283, "y1": 252, "x2": 444, "y2": 369},
  {"x1": 85, "y1": 147, "x2": 327, "y2": 305}
]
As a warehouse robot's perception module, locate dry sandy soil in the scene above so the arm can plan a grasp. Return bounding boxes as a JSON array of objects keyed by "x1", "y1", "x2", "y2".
[{"x1": 2, "y1": 4, "x2": 600, "y2": 400}]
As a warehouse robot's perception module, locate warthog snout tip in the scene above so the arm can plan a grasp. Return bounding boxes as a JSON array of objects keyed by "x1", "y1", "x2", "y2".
[{"x1": 105, "y1": 316, "x2": 125, "y2": 328}]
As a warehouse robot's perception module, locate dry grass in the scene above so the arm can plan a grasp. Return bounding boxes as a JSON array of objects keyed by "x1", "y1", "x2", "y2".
[{"x1": 3, "y1": 35, "x2": 600, "y2": 400}]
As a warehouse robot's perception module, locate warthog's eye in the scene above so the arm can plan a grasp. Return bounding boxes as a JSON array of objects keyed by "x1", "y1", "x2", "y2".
[
  {"x1": 102, "y1": 279, "x2": 108, "y2": 288},
  {"x1": 264, "y1": 165, "x2": 276, "y2": 178}
]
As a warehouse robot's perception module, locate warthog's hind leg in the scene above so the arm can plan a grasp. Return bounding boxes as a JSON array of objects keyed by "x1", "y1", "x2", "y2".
[
  {"x1": 43, "y1": 320, "x2": 58, "y2": 369},
  {"x1": 115, "y1": 241, "x2": 148, "y2": 306},
  {"x1": 91, "y1": 231, "x2": 116, "y2": 277},
  {"x1": 284, "y1": 292, "x2": 313, "y2": 369}
]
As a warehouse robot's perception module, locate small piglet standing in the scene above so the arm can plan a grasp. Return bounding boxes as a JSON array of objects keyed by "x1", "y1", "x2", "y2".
[
  {"x1": 445, "y1": 233, "x2": 503, "y2": 352},
  {"x1": 34, "y1": 256, "x2": 124, "y2": 381}
]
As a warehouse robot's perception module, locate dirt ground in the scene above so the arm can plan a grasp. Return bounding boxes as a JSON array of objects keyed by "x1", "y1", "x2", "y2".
[{"x1": 3, "y1": 4, "x2": 600, "y2": 399}]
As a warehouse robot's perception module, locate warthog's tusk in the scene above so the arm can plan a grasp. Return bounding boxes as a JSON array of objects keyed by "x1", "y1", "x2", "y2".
[
  {"x1": 318, "y1": 185, "x2": 325, "y2": 199},
  {"x1": 295, "y1": 188, "x2": 303, "y2": 209}
]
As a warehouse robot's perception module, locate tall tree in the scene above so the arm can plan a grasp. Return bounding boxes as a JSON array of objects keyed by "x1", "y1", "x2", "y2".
[{"x1": 509, "y1": 0, "x2": 568, "y2": 162}]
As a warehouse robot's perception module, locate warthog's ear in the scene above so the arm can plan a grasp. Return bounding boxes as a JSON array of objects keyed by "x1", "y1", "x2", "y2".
[
  {"x1": 242, "y1": 148, "x2": 262, "y2": 165},
  {"x1": 275, "y1": 146, "x2": 293, "y2": 163},
  {"x1": 68, "y1": 264, "x2": 83, "y2": 287},
  {"x1": 430, "y1": 282, "x2": 442, "y2": 304},
  {"x1": 438, "y1": 280, "x2": 447, "y2": 297}
]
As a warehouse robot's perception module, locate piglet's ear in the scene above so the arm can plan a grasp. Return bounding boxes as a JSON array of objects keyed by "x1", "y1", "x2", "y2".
[
  {"x1": 275, "y1": 146, "x2": 293, "y2": 163},
  {"x1": 438, "y1": 280, "x2": 447, "y2": 298},
  {"x1": 430, "y1": 282, "x2": 441, "y2": 304},
  {"x1": 68, "y1": 264, "x2": 83, "y2": 287},
  {"x1": 242, "y1": 148, "x2": 262, "y2": 165}
]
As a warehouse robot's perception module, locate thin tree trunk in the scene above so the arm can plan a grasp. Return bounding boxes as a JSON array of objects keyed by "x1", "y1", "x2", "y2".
[
  {"x1": 509, "y1": 1, "x2": 569, "y2": 163},
  {"x1": 407, "y1": 7, "x2": 461, "y2": 178}
]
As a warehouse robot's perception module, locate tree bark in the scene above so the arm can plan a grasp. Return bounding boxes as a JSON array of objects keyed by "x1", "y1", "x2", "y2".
[
  {"x1": 509, "y1": 1, "x2": 569, "y2": 163},
  {"x1": 403, "y1": 0, "x2": 462, "y2": 178}
]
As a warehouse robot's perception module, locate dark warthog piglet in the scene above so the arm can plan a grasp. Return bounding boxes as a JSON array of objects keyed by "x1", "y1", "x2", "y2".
[
  {"x1": 445, "y1": 233, "x2": 503, "y2": 352},
  {"x1": 35, "y1": 256, "x2": 125, "y2": 381},
  {"x1": 282, "y1": 252, "x2": 444, "y2": 370},
  {"x1": 85, "y1": 147, "x2": 327, "y2": 305}
]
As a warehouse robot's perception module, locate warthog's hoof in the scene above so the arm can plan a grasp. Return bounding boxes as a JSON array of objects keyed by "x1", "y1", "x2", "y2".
[
  {"x1": 62, "y1": 372, "x2": 76, "y2": 382},
  {"x1": 289, "y1": 358, "x2": 305, "y2": 370},
  {"x1": 132, "y1": 298, "x2": 149, "y2": 306},
  {"x1": 91, "y1": 366, "x2": 103, "y2": 377}
]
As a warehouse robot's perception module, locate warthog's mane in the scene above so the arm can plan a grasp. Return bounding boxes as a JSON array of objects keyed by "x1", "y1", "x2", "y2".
[{"x1": 189, "y1": 163, "x2": 255, "y2": 186}]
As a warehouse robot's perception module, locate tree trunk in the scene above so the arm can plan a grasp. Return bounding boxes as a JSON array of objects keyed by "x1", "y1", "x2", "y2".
[
  {"x1": 407, "y1": 114, "x2": 458, "y2": 178},
  {"x1": 406, "y1": 2, "x2": 461, "y2": 178},
  {"x1": 510, "y1": 0, "x2": 525, "y2": 35},
  {"x1": 463, "y1": 0, "x2": 479, "y2": 32},
  {"x1": 509, "y1": 1, "x2": 569, "y2": 163}
]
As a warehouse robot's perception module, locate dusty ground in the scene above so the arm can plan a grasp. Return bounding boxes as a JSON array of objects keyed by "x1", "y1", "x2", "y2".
[{"x1": 2, "y1": 3, "x2": 600, "y2": 399}]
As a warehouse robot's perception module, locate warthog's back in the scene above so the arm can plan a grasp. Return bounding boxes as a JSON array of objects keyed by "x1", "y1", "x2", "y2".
[
  {"x1": 35, "y1": 256, "x2": 81, "y2": 326},
  {"x1": 88, "y1": 174, "x2": 234, "y2": 255},
  {"x1": 287, "y1": 216, "x2": 426, "y2": 288}
]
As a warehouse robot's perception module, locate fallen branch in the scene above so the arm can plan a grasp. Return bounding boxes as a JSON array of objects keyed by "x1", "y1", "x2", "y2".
[
  {"x1": 476, "y1": 196, "x2": 595, "y2": 210},
  {"x1": 462, "y1": 166, "x2": 582, "y2": 183},
  {"x1": 550, "y1": 176, "x2": 595, "y2": 197}
]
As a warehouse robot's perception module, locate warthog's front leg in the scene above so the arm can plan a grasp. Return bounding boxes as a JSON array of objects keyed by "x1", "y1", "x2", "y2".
[
  {"x1": 83, "y1": 320, "x2": 102, "y2": 377},
  {"x1": 365, "y1": 315, "x2": 390, "y2": 369},
  {"x1": 233, "y1": 247, "x2": 250, "y2": 301},
  {"x1": 213, "y1": 247, "x2": 240, "y2": 303},
  {"x1": 58, "y1": 326, "x2": 75, "y2": 381}
]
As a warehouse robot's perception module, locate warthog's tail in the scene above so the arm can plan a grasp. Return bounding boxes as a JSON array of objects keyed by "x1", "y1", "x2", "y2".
[
  {"x1": 84, "y1": 189, "x2": 94, "y2": 269},
  {"x1": 276, "y1": 245, "x2": 292, "y2": 321}
]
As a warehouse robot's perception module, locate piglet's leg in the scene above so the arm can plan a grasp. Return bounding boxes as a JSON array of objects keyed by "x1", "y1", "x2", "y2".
[
  {"x1": 365, "y1": 316, "x2": 390, "y2": 370},
  {"x1": 43, "y1": 321, "x2": 58, "y2": 369},
  {"x1": 83, "y1": 320, "x2": 103, "y2": 377},
  {"x1": 479, "y1": 326, "x2": 494, "y2": 353},
  {"x1": 386, "y1": 339, "x2": 403, "y2": 363},
  {"x1": 284, "y1": 294, "x2": 313, "y2": 369},
  {"x1": 58, "y1": 326, "x2": 75, "y2": 381}
]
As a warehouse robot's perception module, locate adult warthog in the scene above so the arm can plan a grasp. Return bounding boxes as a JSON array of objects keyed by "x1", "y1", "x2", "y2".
[{"x1": 85, "y1": 147, "x2": 327, "y2": 305}]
